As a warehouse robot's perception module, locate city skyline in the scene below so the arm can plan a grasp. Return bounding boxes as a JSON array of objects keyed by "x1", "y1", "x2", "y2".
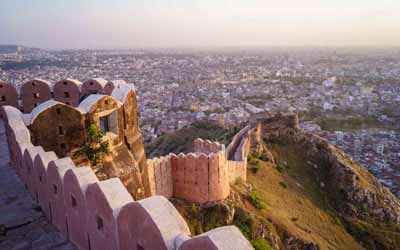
[{"x1": 1, "y1": 0, "x2": 400, "y2": 49}]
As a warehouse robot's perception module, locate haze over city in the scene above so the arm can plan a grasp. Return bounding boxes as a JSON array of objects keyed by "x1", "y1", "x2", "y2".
[
  {"x1": 1, "y1": 0, "x2": 400, "y2": 49},
  {"x1": 1, "y1": 1, "x2": 400, "y2": 250}
]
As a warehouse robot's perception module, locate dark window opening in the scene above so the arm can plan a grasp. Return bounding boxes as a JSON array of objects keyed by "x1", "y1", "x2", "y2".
[
  {"x1": 64, "y1": 92, "x2": 70, "y2": 98},
  {"x1": 104, "y1": 100, "x2": 109, "y2": 105},
  {"x1": 58, "y1": 126, "x2": 65, "y2": 135},
  {"x1": 39, "y1": 175, "x2": 42, "y2": 183},
  {"x1": 90, "y1": 82, "x2": 94, "y2": 85},
  {"x1": 96, "y1": 216, "x2": 104, "y2": 231},
  {"x1": 99, "y1": 111, "x2": 118, "y2": 134},
  {"x1": 60, "y1": 143, "x2": 67, "y2": 150},
  {"x1": 137, "y1": 244, "x2": 146, "y2": 250},
  {"x1": 34, "y1": 103, "x2": 38, "y2": 107},
  {"x1": 63, "y1": 81, "x2": 68, "y2": 85},
  {"x1": 53, "y1": 184, "x2": 58, "y2": 194},
  {"x1": 71, "y1": 195, "x2": 77, "y2": 208},
  {"x1": 28, "y1": 166, "x2": 31, "y2": 174},
  {"x1": 32, "y1": 82, "x2": 36, "y2": 86},
  {"x1": 56, "y1": 108, "x2": 61, "y2": 114},
  {"x1": 0, "y1": 84, "x2": 3, "y2": 88},
  {"x1": 33, "y1": 93, "x2": 40, "y2": 99},
  {"x1": 0, "y1": 96, "x2": 5, "y2": 102},
  {"x1": 99, "y1": 116, "x2": 109, "y2": 132},
  {"x1": 66, "y1": 102, "x2": 70, "y2": 105}
]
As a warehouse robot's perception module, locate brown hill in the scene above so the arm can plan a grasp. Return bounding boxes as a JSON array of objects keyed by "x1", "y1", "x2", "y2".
[{"x1": 147, "y1": 117, "x2": 400, "y2": 250}]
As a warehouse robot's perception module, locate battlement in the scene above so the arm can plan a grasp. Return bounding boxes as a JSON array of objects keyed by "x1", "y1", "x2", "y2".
[
  {"x1": 147, "y1": 126, "x2": 251, "y2": 204},
  {"x1": 250, "y1": 111, "x2": 299, "y2": 131},
  {"x1": 0, "y1": 78, "x2": 147, "y2": 199},
  {"x1": 1, "y1": 105, "x2": 254, "y2": 250},
  {"x1": 0, "y1": 78, "x2": 132, "y2": 113}
]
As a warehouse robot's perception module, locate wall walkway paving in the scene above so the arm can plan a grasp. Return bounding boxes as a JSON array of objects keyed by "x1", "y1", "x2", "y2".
[{"x1": 0, "y1": 120, "x2": 77, "y2": 250}]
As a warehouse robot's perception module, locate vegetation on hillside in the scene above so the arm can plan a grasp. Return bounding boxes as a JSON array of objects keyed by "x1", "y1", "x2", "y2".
[
  {"x1": 145, "y1": 121, "x2": 242, "y2": 158},
  {"x1": 157, "y1": 122, "x2": 399, "y2": 250}
]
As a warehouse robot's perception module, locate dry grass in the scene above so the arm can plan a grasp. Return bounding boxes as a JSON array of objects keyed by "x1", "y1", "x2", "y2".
[{"x1": 246, "y1": 144, "x2": 364, "y2": 250}]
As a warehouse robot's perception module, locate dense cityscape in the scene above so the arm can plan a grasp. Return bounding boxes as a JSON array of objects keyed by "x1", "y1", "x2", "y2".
[{"x1": 1, "y1": 45, "x2": 399, "y2": 197}]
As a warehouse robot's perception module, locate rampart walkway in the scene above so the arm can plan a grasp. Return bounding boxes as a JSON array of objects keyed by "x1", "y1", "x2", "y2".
[{"x1": 0, "y1": 119, "x2": 77, "y2": 250}]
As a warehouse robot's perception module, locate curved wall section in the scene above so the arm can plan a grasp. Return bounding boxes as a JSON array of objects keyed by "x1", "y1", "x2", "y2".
[
  {"x1": 81, "y1": 78, "x2": 107, "y2": 99},
  {"x1": 53, "y1": 79, "x2": 82, "y2": 107},
  {"x1": 21, "y1": 79, "x2": 51, "y2": 113},
  {"x1": 1, "y1": 93, "x2": 254, "y2": 250},
  {"x1": 147, "y1": 129, "x2": 250, "y2": 203},
  {"x1": 0, "y1": 80, "x2": 18, "y2": 108}
]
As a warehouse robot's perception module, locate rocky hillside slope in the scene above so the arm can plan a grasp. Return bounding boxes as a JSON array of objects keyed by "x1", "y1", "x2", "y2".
[
  {"x1": 262, "y1": 123, "x2": 400, "y2": 250},
  {"x1": 147, "y1": 117, "x2": 400, "y2": 250}
]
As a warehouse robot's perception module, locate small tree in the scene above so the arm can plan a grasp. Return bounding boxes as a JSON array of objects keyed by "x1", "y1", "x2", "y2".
[{"x1": 74, "y1": 125, "x2": 110, "y2": 168}]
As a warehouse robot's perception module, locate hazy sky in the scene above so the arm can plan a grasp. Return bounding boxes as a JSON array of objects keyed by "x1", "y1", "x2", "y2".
[{"x1": 1, "y1": 0, "x2": 399, "y2": 49}]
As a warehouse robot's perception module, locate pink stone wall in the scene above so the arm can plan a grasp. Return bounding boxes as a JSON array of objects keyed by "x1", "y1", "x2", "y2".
[
  {"x1": 33, "y1": 151, "x2": 58, "y2": 220},
  {"x1": 86, "y1": 178, "x2": 133, "y2": 250},
  {"x1": 147, "y1": 156, "x2": 174, "y2": 198},
  {"x1": 64, "y1": 167, "x2": 98, "y2": 250},
  {"x1": 20, "y1": 79, "x2": 51, "y2": 113},
  {"x1": 103, "y1": 83, "x2": 114, "y2": 95},
  {"x1": 16, "y1": 143, "x2": 31, "y2": 182},
  {"x1": 179, "y1": 226, "x2": 254, "y2": 250},
  {"x1": 193, "y1": 139, "x2": 224, "y2": 154},
  {"x1": 24, "y1": 146, "x2": 45, "y2": 199},
  {"x1": 195, "y1": 154, "x2": 209, "y2": 203},
  {"x1": 47, "y1": 158, "x2": 75, "y2": 235},
  {"x1": 0, "y1": 81, "x2": 18, "y2": 108},
  {"x1": 53, "y1": 79, "x2": 82, "y2": 107},
  {"x1": 148, "y1": 129, "x2": 249, "y2": 204},
  {"x1": 1, "y1": 90, "x2": 253, "y2": 250},
  {"x1": 81, "y1": 79, "x2": 106, "y2": 98},
  {"x1": 117, "y1": 196, "x2": 191, "y2": 250}
]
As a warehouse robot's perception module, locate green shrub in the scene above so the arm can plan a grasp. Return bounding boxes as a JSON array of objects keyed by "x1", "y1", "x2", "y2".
[
  {"x1": 251, "y1": 238, "x2": 274, "y2": 250},
  {"x1": 279, "y1": 182, "x2": 288, "y2": 189},
  {"x1": 248, "y1": 191, "x2": 266, "y2": 209},
  {"x1": 250, "y1": 164, "x2": 261, "y2": 174},
  {"x1": 259, "y1": 152, "x2": 270, "y2": 161},
  {"x1": 233, "y1": 208, "x2": 255, "y2": 239},
  {"x1": 248, "y1": 157, "x2": 259, "y2": 165},
  {"x1": 276, "y1": 163, "x2": 285, "y2": 173}
]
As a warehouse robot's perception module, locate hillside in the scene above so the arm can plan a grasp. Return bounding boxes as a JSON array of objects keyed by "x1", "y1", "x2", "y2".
[
  {"x1": 145, "y1": 121, "x2": 243, "y2": 158},
  {"x1": 146, "y1": 119, "x2": 400, "y2": 250}
]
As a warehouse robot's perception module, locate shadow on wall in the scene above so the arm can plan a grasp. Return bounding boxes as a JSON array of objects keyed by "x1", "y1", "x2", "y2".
[{"x1": 1, "y1": 105, "x2": 254, "y2": 250}]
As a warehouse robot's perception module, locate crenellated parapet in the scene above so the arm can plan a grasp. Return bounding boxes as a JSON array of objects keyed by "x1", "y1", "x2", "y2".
[
  {"x1": 193, "y1": 138, "x2": 225, "y2": 154},
  {"x1": 147, "y1": 126, "x2": 251, "y2": 204},
  {"x1": 1, "y1": 79, "x2": 147, "y2": 200},
  {"x1": 0, "y1": 78, "x2": 132, "y2": 113},
  {"x1": 1, "y1": 105, "x2": 254, "y2": 250}
]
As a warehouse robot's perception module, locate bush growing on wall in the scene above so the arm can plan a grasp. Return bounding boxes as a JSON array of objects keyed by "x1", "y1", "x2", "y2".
[{"x1": 74, "y1": 124, "x2": 110, "y2": 168}]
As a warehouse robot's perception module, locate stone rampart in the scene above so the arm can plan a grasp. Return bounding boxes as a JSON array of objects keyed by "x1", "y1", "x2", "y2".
[
  {"x1": 1, "y1": 105, "x2": 253, "y2": 250},
  {"x1": 0, "y1": 78, "x2": 132, "y2": 112},
  {"x1": 147, "y1": 126, "x2": 251, "y2": 203},
  {"x1": 251, "y1": 112, "x2": 299, "y2": 132}
]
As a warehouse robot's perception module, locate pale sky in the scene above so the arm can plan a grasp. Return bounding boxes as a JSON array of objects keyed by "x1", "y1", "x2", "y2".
[{"x1": 0, "y1": 0, "x2": 399, "y2": 49}]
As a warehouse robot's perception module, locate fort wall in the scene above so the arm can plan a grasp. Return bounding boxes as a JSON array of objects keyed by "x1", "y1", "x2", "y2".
[
  {"x1": 2, "y1": 79, "x2": 147, "y2": 199},
  {"x1": 0, "y1": 80, "x2": 18, "y2": 109},
  {"x1": 1, "y1": 105, "x2": 254, "y2": 250},
  {"x1": 0, "y1": 77, "x2": 123, "y2": 112},
  {"x1": 147, "y1": 127, "x2": 251, "y2": 203}
]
